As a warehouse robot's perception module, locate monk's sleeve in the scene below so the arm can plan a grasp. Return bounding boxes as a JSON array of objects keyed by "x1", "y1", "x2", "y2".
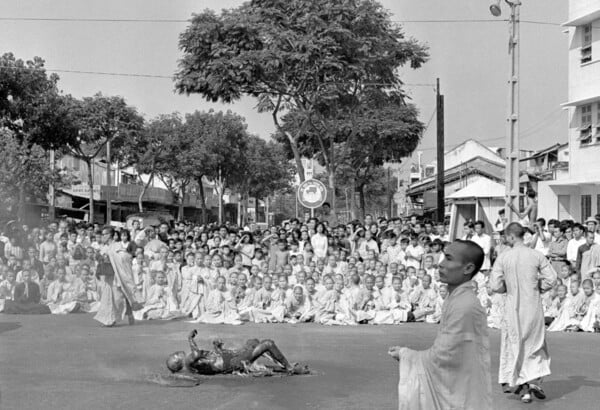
[
  {"x1": 538, "y1": 253, "x2": 557, "y2": 292},
  {"x1": 490, "y1": 253, "x2": 507, "y2": 294}
]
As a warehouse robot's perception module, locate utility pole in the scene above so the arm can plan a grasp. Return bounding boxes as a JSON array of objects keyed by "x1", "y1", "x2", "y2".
[
  {"x1": 106, "y1": 139, "x2": 112, "y2": 224},
  {"x1": 218, "y1": 167, "x2": 223, "y2": 224},
  {"x1": 436, "y1": 78, "x2": 445, "y2": 223},
  {"x1": 490, "y1": 0, "x2": 521, "y2": 223},
  {"x1": 505, "y1": 1, "x2": 521, "y2": 223},
  {"x1": 49, "y1": 149, "x2": 56, "y2": 221}
]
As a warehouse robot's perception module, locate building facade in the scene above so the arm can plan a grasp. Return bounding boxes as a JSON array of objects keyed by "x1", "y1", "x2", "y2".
[{"x1": 539, "y1": 0, "x2": 600, "y2": 221}]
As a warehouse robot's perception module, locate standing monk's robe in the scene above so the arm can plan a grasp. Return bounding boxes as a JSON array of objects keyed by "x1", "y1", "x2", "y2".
[
  {"x1": 490, "y1": 244, "x2": 557, "y2": 387},
  {"x1": 396, "y1": 281, "x2": 492, "y2": 410},
  {"x1": 94, "y1": 242, "x2": 144, "y2": 326}
]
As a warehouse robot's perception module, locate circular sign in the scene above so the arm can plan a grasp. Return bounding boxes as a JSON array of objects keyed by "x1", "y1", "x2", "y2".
[{"x1": 297, "y1": 179, "x2": 327, "y2": 209}]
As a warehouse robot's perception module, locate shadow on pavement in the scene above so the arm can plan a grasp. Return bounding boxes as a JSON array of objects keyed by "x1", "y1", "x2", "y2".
[
  {"x1": 544, "y1": 376, "x2": 600, "y2": 401},
  {"x1": 0, "y1": 321, "x2": 21, "y2": 334}
]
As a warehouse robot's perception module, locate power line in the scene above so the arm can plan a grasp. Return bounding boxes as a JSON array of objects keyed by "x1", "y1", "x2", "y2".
[
  {"x1": 0, "y1": 66, "x2": 435, "y2": 87},
  {"x1": 0, "y1": 17, "x2": 189, "y2": 23},
  {"x1": 0, "y1": 16, "x2": 571, "y2": 27}
]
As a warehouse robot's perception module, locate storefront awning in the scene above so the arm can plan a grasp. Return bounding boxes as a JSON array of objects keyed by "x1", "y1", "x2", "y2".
[
  {"x1": 561, "y1": 95, "x2": 600, "y2": 108},
  {"x1": 562, "y1": 10, "x2": 600, "y2": 27}
]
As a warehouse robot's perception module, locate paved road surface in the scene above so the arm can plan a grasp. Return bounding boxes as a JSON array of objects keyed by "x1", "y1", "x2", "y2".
[{"x1": 1, "y1": 314, "x2": 599, "y2": 409}]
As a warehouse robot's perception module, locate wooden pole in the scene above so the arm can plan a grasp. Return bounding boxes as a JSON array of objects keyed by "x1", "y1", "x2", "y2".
[{"x1": 436, "y1": 78, "x2": 445, "y2": 223}]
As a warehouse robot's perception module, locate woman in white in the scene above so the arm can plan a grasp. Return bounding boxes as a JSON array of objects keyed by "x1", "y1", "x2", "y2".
[{"x1": 310, "y1": 223, "x2": 328, "y2": 260}]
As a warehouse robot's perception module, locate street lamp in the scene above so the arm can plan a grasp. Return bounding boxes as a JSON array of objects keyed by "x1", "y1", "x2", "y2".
[{"x1": 490, "y1": 0, "x2": 521, "y2": 224}]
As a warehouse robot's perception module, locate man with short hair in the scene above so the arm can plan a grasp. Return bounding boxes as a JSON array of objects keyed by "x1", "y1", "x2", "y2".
[
  {"x1": 471, "y1": 220, "x2": 491, "y2": 272},
  {"x1": 567, "y1": 223, "x2": 586, "y2": 267},
  {"x1": 389, "y1": 240, "x2": 492, "y2": 410},
  {"x1": 491, "y1": 222, "x2": 557, "y2": 403},
  {"x1": 320, "y1": 202, "x2": 338, "y2": 227}
]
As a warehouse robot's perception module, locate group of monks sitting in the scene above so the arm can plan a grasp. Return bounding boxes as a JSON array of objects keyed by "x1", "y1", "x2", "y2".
[
  {"x1": 2, "y1": 215, "x2": 600, "y2": 334},
  {"x1": 0, "y1": 262, "x2": 100, "y2": 315},
  {"x1": 128, "y1": 250, "x2": 448, "y2": 326}
]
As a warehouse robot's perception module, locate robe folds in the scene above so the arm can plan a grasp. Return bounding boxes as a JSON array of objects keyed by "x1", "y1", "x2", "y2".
[
  {"x1": 396, "y1": 281, "x2": 491, "y2": 410},
  {"x1": 490, "y1": 244, "x2": 557, "y2": 387}
]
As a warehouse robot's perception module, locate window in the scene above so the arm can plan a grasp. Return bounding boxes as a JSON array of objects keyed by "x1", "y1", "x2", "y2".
[
  {"x1": 579, "y1": 104, "x2": 593, "y2": 145},
  {"x1": 582, "y1": 24, "x2": 592, "y2": 64},
  {"x1": 582, "y1": 194, "x2": 592, "y2": 221}
]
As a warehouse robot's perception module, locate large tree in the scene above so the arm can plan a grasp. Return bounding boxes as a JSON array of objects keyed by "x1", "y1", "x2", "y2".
[
  {"x1": 175, "y1": 0, "x2": 428, "y2": 211},
  {"x1": 63, "y1": 93, "x2": 144, "y2": 223},
  {"x1": 178, "y1": 110, "x2": 249, "y2": 224},
  {"x1": 233, "y1": 136, "x2": 294, "y2": 224},
  {"x1": 0, "y1": 129, "x2": 64, "y2": 221},
  {"x1": 121, "y1": 114, "x2": 180, "y2": 212}
]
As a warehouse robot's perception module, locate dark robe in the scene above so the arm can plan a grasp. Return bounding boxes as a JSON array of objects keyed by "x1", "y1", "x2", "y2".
[{"x1": 2, "y1": 281, "x2": 51, "y2": 314}]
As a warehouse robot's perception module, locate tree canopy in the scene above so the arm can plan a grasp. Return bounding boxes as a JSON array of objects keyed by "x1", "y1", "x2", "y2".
[{"x1": 175, "y1": 0, "x2": 428, "y2": 214}]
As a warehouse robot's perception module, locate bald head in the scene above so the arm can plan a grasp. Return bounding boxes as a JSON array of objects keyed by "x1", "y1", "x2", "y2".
[
  {"x1": 452, "y1": 240, "x2": 484, "y2": 278},
  {"x1": 505, "y1": 222, "x2": 525, "y2": 239}
]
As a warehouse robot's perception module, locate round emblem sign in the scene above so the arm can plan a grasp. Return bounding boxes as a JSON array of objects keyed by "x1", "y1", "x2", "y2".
[{"x1": 297, "y1": 179, "x2": 327, "y2": 209}]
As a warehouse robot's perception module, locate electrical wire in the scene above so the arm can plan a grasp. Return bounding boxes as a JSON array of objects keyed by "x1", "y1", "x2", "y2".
[{"x1": 0, "y1": 66, "x2": 436, "y2": 87}]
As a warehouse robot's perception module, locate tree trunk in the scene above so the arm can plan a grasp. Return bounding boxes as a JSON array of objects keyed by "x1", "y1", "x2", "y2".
[
  {"x1": 359, "y1": 184, "x2": 366, "y2": 221},
  {"x1": 17, "y1": 185, "x2": 25, "y2": 222},
  {"x1": 196, "y1": 176, "x2": 208, "y2": 224},
  {"x1": 178, "y1": 184, "x2": 186, "y2": 222},
  {"x1": 328, "y1": 167, "x2": 336, "y2": 216},
  {"x1": 217, "y1": 168, "x2": 224, "y2": 225},
  {"x1": 350, "y1": 177, "x2": 357, "y2": 220},
  {"x1": 244, "y1": 192, "x2": 250, "y2": 226},
  {"x1": 284, "y1": 131, "x2": 305, "y2": 182},
  {"x1": 138, "y1": 173, "x2": 153, "y2": 213},
  {"x1": 86, "y1": 158, "x2": 95, "y2": 224}
]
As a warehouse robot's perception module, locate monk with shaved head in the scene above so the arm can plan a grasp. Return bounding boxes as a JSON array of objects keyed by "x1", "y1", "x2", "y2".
[
  {"x1": 389, "y1": 240, "x2": 492, "y2": 410},
  {"x1": 491, "y1": 222, "x2": 557, "y2": 403}
]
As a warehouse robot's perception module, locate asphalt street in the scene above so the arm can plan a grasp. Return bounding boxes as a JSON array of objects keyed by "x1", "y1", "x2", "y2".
[{"x1": 1, "y1": 314, "x2": 599, "y2": 410}]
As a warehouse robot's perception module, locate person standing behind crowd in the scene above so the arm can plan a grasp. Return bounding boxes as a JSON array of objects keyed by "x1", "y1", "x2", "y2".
[
  {"x1": 310, "y1": 223, "x2": 328, "y2": 260},
  {"x1": 471, "y1": 221, "x2": 491, "y2": 272},
  {"x1": 567, "y1": 223, "x2": 586, "y2": 267},
  {"x1": 548, "y1": 224, "x2": 568, "y2": 274},
  {"x1": 490, "y1": 222, "x2": 557, "y2": 404}
]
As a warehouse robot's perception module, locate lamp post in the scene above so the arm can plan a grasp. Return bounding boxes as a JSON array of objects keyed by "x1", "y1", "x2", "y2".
[{"x1": 490, "y1": 0, "x2": 521, "y2": 223}]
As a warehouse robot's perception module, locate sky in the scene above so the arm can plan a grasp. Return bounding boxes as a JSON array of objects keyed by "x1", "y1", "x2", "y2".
[{"x1": 0, "y1": 0, "x2": 569, "y2": 165}]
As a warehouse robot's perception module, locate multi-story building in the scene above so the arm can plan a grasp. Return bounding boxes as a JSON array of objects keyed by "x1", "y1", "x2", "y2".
[
  {"x1": 539, "y1": 0, "x2": 600, "y2": 221},
  {"x1": 406, "y1": 139, "x2": 507, "y2": 217},
  {"x1": 52, "y1": 154, "x2": 232, "y2": 224}
]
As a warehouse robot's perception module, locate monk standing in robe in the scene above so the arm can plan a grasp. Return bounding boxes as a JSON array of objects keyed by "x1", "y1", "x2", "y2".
[
  {"x1": 490, "y1": 222, "x2": 557, "y2": 403},
  {"x1": 389, "y1": 240, "x2": 492, "y2": 410}
]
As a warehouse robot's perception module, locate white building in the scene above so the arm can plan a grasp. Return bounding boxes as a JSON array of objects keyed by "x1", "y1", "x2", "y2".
[{"x1": 539, "y1": 0, "x2": 600, "y2": 221}]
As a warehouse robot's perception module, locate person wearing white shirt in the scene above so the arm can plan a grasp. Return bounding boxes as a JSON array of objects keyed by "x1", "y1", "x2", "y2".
[
  {"x1": 567, "y1": 223, "x2": 586, "y2": 267},
  {"x1": 471, "y1": 221, "x2": 492, "y2": 271}
]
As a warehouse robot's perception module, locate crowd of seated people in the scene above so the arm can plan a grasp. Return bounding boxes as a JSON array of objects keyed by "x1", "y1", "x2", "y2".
[{"x1": 1, "y1": 213, "x2": 599, "y2": 333}]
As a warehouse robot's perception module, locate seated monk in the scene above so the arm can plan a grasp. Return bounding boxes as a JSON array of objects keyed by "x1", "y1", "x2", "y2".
[
  {"x1": 166, "y1": 329, "x2": 309, "y2": 376},
  {"x1": 46, "y1": 267, "x2": 80, "y2": 314},
  {"x1": 1, "y1": 270, "x2": 51, "y2": 314}
]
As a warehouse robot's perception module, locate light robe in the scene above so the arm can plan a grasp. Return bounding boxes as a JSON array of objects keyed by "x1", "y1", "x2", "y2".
[
  {"x1": 179, "y1": 266, "x2": 204, "y2": 317},
  {"x1": 133, "y1": 284, "x2": 170, "y2": 320},
  {"x1": 46, "y1": 280, "x2": 79, "y2": 314},
  {"x1": 396, "y1": 281, "x2": 492, "y2": 410},
  {"x1": 547, "y1": 292, "x2": 587, "y2": 332},
  {"x1": 580, "y1": 293, "x2": 600, "y2": 332},
  {"x1": 490, "y1": 244, "x2": 557, "y2": 387},
  {"x1": 94, "y1": 242, "x2": 144, "y2": 326},
  {"x1": 249, "y1": 287, "x2": 274, "y2": 323},
  {"x1": 374, "y1": 288, "x2": 412, "y2": 325},
  {"x1": 194, "y1": 289, "x2": 242, "y2": 325},
  {"x1": 487, "y1": 293, "x2": 506, "y2": 329}
]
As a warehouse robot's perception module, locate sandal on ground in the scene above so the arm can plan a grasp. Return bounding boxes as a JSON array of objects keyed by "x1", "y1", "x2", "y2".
[{"x1": 529, "y1": 384, "x2": 546, "y2": 400}]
